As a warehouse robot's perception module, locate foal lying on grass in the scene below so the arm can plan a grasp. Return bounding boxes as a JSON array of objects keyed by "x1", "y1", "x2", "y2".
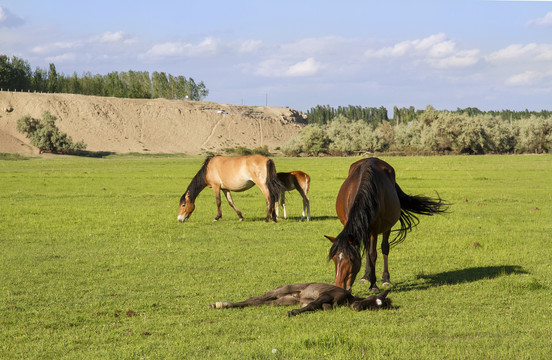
[{"x1": 207, "y1": 283, "x2": 392, "y2": 317}]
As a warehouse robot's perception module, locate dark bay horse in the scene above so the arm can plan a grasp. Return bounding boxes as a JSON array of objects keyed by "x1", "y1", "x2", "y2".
[
  {"x1": 328, "y1": 157, "x2": 447, "y2": 291},
  {"x1": 178, "y1": 155, "x2": 284, "y2": 222},
  {"x1": 276, "y1": 171, "x2": 311, "y2": 221},
  {"x1": 207, "y1": 283, "x2": 392, "y2": 317}
]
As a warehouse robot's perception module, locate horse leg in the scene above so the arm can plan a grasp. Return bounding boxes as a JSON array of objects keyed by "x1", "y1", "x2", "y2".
[
  {"x1": 222, "y1": 190, "x2": 244, "y2": 221},
  {"x1": 208, "y1": 295, "x2": 276, "y2": 309},
  {"x1": 360, "y1": 234, "x2": 379, "y2": 291},
  {"x1": 381, "y1": 231, "x2": 392, "y2": 287},
  {"x1": 281, "y1": 191, "x2": 287, "y2": 219},
  {"x1": 213, "y1": 187, "x2": 223, "y2": 221},
  {"x1": 209, "y1": 284, "x2": 303, "y2": 310},
  {"x1": 258, "y1": 184, "x2": 277, "y2": 222},
  {"x1": 287, "y1": 294, "x2": 334, "y2": 317},
  {"x1": 304, "y1": 194, "x2": 311, "y2": 221},
  {"x1": 296, "y1": 187, "x2": 310, "y2": 221}
]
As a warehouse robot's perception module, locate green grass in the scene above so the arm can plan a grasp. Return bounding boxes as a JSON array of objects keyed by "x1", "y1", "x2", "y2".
[{"x1": 1, "y1": 154, "x2": 551, "y2": 359}]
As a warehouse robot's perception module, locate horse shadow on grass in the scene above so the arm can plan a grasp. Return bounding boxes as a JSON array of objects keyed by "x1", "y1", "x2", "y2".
[
  {"x1": 389, "y1": 265, "x2": 528, "y2": 293},
  {"x1": 243, "y1": 215, "x2": 339, "y2": 222}
]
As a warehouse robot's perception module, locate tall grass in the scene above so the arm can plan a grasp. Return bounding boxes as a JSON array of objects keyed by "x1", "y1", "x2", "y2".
[{"x1": 1, "y1": 155, "x2": 551, "y2": 359}]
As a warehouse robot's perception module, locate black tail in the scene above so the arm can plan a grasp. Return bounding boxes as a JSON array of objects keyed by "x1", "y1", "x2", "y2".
[
  {"x1": 266, "y1": 159, "x2": 285, "y2": 217},
  {"x1": 329, "y1": 161, "x2": 378, "y2": 261},
  {"x1": 392, "y1": 183, "x2": 448, "y2": 247}
]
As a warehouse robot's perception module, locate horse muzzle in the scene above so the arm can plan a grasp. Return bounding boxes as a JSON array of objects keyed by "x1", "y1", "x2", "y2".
[{"x1": 177, "y1": 215, "x2": 188, "y2": 222}]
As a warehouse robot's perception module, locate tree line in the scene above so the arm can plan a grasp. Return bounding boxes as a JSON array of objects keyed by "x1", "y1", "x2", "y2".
[
  {"x1": 306, "y1": 104, "x2": 552, "y2": 126},
  {"x1": 283, "y1": 106, "x2": 552, "y2": 156},
  {"x1": 305, "y1": 105, "x2": 389, "y2": 126},
  {"x1": 0, "y1": 55, "x2": 208, "y2": 100}
]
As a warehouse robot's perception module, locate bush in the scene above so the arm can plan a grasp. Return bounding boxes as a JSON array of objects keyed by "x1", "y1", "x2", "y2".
[
  {"x1": 326, "y1": 116, "x2": 370, "y2": 155},
  {"x1": 282, "y1": 108, "x2": 552, "y2": 156},
  {"x1": 281, "y1": 125, "x2": 330, "y2": 156},
  {"x1": 16, "y1": 111, "x2": 87, "y2": 154},
  {"x1": 515, "y1": 116, "x2": 552, "y2": 153}
]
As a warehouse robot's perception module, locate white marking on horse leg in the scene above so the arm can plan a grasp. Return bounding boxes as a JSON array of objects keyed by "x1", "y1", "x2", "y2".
[
  {"x1": 215, "y1": 302, "x2": 231, "y2": 309},
  {"x1": 376, "y1": 298, "x2": 383, "y2": 306}
]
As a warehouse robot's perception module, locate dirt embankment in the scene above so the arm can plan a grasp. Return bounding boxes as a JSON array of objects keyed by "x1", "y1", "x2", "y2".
[{"x1": 0, "y1": 91, "x2": 307, "y2": 155}]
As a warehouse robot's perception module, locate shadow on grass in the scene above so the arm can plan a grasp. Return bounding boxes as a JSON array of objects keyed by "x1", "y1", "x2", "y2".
[
  {"x1": 238, "y1": 215, "x2": 339, "y2": 222},
  {"x1": 71, "y1": 150, "x2": 116, "y2": 158},
  {"x1": 393, "y1": 265, "x2": 528, "y2": 293}
]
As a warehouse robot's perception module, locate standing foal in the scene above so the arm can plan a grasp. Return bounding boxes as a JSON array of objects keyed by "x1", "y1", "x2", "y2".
[{"x1": 276, "y1": 171, "x2": 311, "y2": 221}]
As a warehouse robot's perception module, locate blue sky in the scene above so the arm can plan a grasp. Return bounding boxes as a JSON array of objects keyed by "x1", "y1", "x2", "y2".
[{"x1": 1, "y1": 1, "x2": 552, "y2": 112}]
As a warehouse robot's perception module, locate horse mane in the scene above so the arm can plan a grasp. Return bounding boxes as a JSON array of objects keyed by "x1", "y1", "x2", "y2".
[
  {"x1": 329, "y1": 161, "x2": 379, "y2": 261},
  {"x1": 180, "y1": 155, "x2": 214, "y2": 203}
]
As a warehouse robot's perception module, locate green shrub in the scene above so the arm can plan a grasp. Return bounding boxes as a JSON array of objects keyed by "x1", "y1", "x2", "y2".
[
  {"x1": 276, "y1": 106, "x2": 552, "y2": 156},
  {"x1": 326, "y1": 116, "x2": 370, "y2": 155},
  {"x1": 392, "y1": 122, "x2": 421, "y2": 151},
  {"x1": 281, "y1": 125, "x2": 330, "y2": 156},
  {"x1": 16, "y1": 111, "x2": 87, "y2": 154},
  {"x1": 515, "y1": 116, "x2": 552, "y2": 153}
]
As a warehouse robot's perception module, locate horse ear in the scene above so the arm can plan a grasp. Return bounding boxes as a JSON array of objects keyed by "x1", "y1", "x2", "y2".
[{"x1": 324, "y1": 235, "x2": 336, "y2": 243}]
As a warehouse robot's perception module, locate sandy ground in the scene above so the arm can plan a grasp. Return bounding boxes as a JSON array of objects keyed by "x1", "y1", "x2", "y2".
[{"x1": 0, "y1": 92, "x2": 306, "y2": 155}]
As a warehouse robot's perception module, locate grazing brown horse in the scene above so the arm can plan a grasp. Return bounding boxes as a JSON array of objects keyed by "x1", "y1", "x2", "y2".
[
  {"x1": 276, "y1": 171, "x2": 311, "y2": 221},
  {"x1": 207, "y1": 283, "x2": 391, "y2": 317},
  {"x1": 328, "y1": 157, "x2": 447, "y2": 291},
  {"x1": 178, "y1": 155, "x2": 284, "y2": 222}
]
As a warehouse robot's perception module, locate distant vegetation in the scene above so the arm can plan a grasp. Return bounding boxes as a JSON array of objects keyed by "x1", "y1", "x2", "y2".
[
  {"x1": 0, "y1": 55, "x2": 208, "y2": 100},
  {"x1": 17, "y1": 111, "x2": 87, "y2": 154},
  {"x1": 306, "y1": 104, "x2": 552, "y2": 126},
  {"x1": 286, "y1": 105, "x2": 552, "y2": 155},
  {"x1": 305, "y1": 105, "x2": 390, "y2": 126},
  {"x1": 221, "y1": 145, "x2": 271, "y2": 157}
]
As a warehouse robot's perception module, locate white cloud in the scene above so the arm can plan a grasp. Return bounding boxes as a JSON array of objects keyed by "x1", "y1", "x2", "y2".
[
  {"x1": 428, "y1": 49, "x2": 480, "y2": 68},
  {"x1": 284, "y1": 58, "x2": 323, "y2": 77},
  {"x1": 364, "y1": 33, "x2": 479, "y2": 69},
  {"x1": 485, "y1": 43, "x2": 538, "y2": 61},
  {"x1": 486, "y1": 43, "x2": 552, "y2": 63},
  {"x1": 280, "y1": 36, "x2": 348, "y2": 55},
  {"x1": 0, "y1": 6, "x2": 24, "y2": 27},
  {"x1": 32, "y1": 41, "x2": 82, "y2": 54},
  {"x1": 90, "y1": 31, "x2": 136, "y2": 44},
  {"x1": 254, "y1": 57, "x2": 324, "y2": 78},
  {"x1": 527, "y1": 11, "x2": 552, "y2": 28},
  {"x1": 505, "y1": 71, "x2": 540, "y2": 86},
  {"x1": 45, "y1": 53, "x2": 77, "y2": 64},
  {"x1": 142, "y1": 37, "x2": 220, "y2": 59},
  {"x1": 237, "y1": 39, "x2": 262, "y2": 53}
]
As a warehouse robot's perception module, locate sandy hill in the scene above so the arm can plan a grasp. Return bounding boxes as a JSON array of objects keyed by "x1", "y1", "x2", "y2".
[{"x1": 0, "y1": 91, "x2": 307, "y2": 155}]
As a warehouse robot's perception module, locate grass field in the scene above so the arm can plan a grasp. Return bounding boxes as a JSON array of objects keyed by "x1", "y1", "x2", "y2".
[{"x1": 1, "y1": 154, "x2": 551, "y2": 359}]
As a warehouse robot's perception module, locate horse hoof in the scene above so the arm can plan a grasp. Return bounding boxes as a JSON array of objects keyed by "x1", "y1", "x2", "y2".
[
  {"x1": 382, "y1": 281, "x2": 393, "y2": 287},
  {"x1": 359, "y1": 278, "x2": 369, "y2": 284}
]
